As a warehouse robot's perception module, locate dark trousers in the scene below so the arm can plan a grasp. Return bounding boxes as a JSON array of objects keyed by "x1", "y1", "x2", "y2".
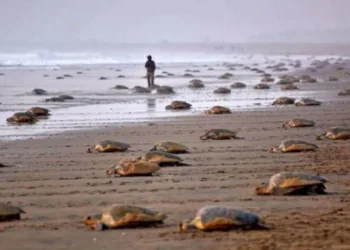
[{"x1": 147, "y1": 71, "x2": 155, "y2": 88}]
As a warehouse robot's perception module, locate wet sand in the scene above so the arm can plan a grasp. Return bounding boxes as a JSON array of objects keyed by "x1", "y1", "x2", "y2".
[{"x1": 1, "y1": 64, "x2": 350, "y2": 249}]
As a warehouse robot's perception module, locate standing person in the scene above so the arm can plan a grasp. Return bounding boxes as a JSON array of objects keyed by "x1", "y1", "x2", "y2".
[{"x1": 145, "y1": 55, "x2": 156, "y2": 88}]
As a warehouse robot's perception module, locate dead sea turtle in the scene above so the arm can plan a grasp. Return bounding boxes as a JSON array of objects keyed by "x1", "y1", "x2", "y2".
[
  {"x1": 231, "y1": 82, "x2": 246, "y2": 88},
  {"x1": 316, "y1": 126, "x2": 350, "y2": 140},
  {"x1": 272, "y1": 97, "x2": 295, "y2": 105},
  {"x1": 82, "y1": 204, "x2": 167, "y2": 231},
  {"x1": 295, "y1": 98, "x2": 321, "y2": 106},
  {"x1": 6, "y1": 112, "x2": 37, "y2": 124},
  {"x1": 328, "y1": 76, "x2": 338, "y2": 81},
  {"x1": 188, "y1": 79, "x2": 205, "y2": 89},
  {"x1": 254, "y1": 172, "x2": 327, "y2": 195},
  {"x1": 165, "y1": 101, "x2": 192, "y2": 110},
  {"x1": 32, "y1": 88, "x2": 47, "y2": 95},
  {"x1": 87, "y1": 140, "x2": 131, "y2": 153},
  {"x1": 58, "y1": 95, "x2": 74, "y2": 100},
  {"x1": 253, "y1": 83, "x2": 270, "y2": 89},
  {"x1": 106, "y1": 159, "x2": 160, "y2": 177},
  {"x1": 218, "y1": 73, "x2": 233, "y2": 79},
  {"x1": 154, "y1": 85, "x2": 175, "y2": 94},
  {"x1": 114, "y1": 85, "x2": 129, "y2": 90},
  {"x1": 138, "y1": 151, "x2": 189, "y2": 166},
  {"x1": 282, "y1": 119, "x2": 315, "y2": 129},
  {"x1": 280, "y1": 84, "x2": 298, "y2": 90},
  {"x1": 150, "y1": 141, "x2": 189, "y2": 154},
  {"x1": 338, "y1": 89, "x2": 350, "y2": 96},
  {"x1": 204, "y1": 106, "x2": 231, "y2": 114},
  {"x1": 300, "y1": 76, "x2": 317, "y2": 83},
  {"x1": 214, "y1": 87, "x2": 231, "y2": 94},
  {"x1": 26, "y1": 107, "x2": 51, "y2": 117},
  {"x1": 0, "y1": 202, "x2": 25, "y2": 222},
  {"x1": 133, "y1": 86, "x2": 151, "y2": 94},
  {"x1": 261, "y1": 76, "x2": 275, "y2": 82},
  {"x1": 200, "y1": 129, "x2": 242, "y2": 140},
  {"x1": 179, "y1": 206, "x2": 268, "y2": 232},
  {"x1": 270, "y1": 139, "x2": 318, "y2": 153},
  {"x1": 45, "y1": 97, "x2": 65, "y2": 102}
]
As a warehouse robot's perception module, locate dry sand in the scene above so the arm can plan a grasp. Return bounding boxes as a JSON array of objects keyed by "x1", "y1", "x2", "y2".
[{"x1": 1, "y1": 65, "x2": 350, "y2": 250}]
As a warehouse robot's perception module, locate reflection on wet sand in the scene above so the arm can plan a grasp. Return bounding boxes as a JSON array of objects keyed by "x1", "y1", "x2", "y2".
[{"x1": 147, "y1": 98, "x2": 156, "y2": 111}]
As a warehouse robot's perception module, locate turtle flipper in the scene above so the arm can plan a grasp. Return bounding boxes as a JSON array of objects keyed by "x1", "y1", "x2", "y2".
[
  {"x1": 316, "y1": 132, "x2": 326, "y2": 140},
  {"x1": 95, "y1": 222, "x2": 105, "y2": 231},
  {"x1": 306, "y1": 184, "x2": 327, "y2": 195},
  {"x1": 176, "y1": 162, "x2": 191, "y2": 167}
]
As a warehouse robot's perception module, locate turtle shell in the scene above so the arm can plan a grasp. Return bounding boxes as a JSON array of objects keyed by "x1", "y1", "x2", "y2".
[
  {"x1": 27, "y1": 107, "x2": 51, "y2": 116},
  {"x1": 32, "y1": 88, "x2": 47, "y2": 95},
  {"x1": 261, "y1": 77, "x2": 275, "y2": 82},
  {"x1": 214, "y1": 87, "x2": 231, "y2": 94},
  {"x1": 182, "y1": 206, "x2": 263, "y2": 231},
  {"x1": 142, "y1": 151, "x2": 184, "y2": 166},
  {"x1": 133, "y1": 86, "x2": 151, "y2": 94},
  {"x1": 114, "y1": 85, "x2": 129, "y2": 90},
  {"x1": 83, "y1": 204, "x2": 166, "y2": 230},
  {"x1": 94, "y1": 140, "x2": 131, "y2": 152},
  {"x1": 0, "y1": 202, "x2": 25, "y2": 222},
  {"x1": 6, "y1": 112, "x2": 37, "y2": 124},
  {"x1": 324, "y1": 126, "x2": 350, "y2": 140},
  {"x1": 338, "y1": 89, "x2": 350, "y2": 96},
  {"x1": 266, "y1": 172, "x2": 327, "y2": 195},
  {"x1": 188, "y1": 79, "x2": 204, "y2": 89},
  {"x1": 154, "y1": 86, "x2": 175, "y2": 94},
  {"x1": 295, "y1": 98, "x2": 321, "y2": 106},
  {"x1": 200, "y1": 129, "x2": 237, "y2": 140},
  {"x1": 165, "y1": 101, "x2": 192, "y2": 110},
  {"x1": 204, "y1": 106, "x2": 231, "y2": 114},
  {"x1": 108, "y1": 159, "x2": 160, "y2": 176},
  {"x1": 253, "y1": 83, "x2": 270, "y2": 89},
  {"x1": 230, "y1": 82, "x2": 246, "y2": 88},
  {"x1": 218, "y1": 73, "x2": 233, "y2": 79},
  {"x1": 45, "y1": 97, "x2": 65, "y2": 102},
  {"x1": 279, "y1": 139, "x2": 318, "y2": 152},
  {"x1": 272, "y1": 97, "x2": 295, "y2": 105},
  {"x1": 283, "y1": 119, "x2": 315, "y2": 128},
  {"x1": 58, "y1": 95, "x2": 74, "y2": 100},
  {"x1": 151, "y1": 141, "x2": 189, "y2": 153},
  {"x1": 280, "y1": 84, "x2": 298, "y2": 90}
]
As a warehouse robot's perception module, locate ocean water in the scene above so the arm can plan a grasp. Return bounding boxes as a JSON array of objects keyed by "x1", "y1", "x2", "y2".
[{"x1": 0, "y1": 44, "x2": 346, "y2": 141}]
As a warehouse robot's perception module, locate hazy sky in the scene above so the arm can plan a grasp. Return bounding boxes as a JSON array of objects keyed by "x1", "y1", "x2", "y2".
[{"x1": 0, "y1": 0, "x2": 349, "y2": 44}]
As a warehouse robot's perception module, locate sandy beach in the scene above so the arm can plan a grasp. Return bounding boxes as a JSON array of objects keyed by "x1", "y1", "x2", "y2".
[{"x1": 1, "y1": 49, "x2": 350, "y2": 250}]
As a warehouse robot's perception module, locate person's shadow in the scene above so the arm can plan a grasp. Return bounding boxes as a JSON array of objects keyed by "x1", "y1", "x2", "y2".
[{"x1": 147, "y1": 98, "x2": 156, "y2": 112}]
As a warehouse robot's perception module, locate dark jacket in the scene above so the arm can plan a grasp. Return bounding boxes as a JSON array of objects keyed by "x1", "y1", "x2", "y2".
[{"x1": 145, "y1": 60, "x2": 156, "y2": 72}]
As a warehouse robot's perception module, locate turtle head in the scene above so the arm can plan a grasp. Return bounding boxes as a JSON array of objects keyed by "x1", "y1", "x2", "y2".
[
  {"x1": 316, "y1": 133, "x2": 325, "y2": 140},
  {"x1": 86, "y1": 146, "x2": 94, "y2": 153},
  {"x1": 106, "y1": 164, "x2": 117, "y2": 176},
  {"x1": 199, "y1": 130, "x2": 210, "y2": 140},
  {"x1": 269, "y1": 147, "x2": 278, "y2": 153},
  {"x1": 282, "y1": 122, "x2": 288, "y2": 129},
  {"x1": 150, "y1": 146, "x2": 157, "y2": 151},
  {"x1": 254, "y1": 184, "x2": 270, "y2": 195},
  {"x1": 82, "y1": 214, "x2": 102, "y2": 230},
  {"x1": 179, "y1": 220, "x2": 196, "y2": 233},
  {"x1": 135, "y1": 155, "x2": 143, "y2": 161}
]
